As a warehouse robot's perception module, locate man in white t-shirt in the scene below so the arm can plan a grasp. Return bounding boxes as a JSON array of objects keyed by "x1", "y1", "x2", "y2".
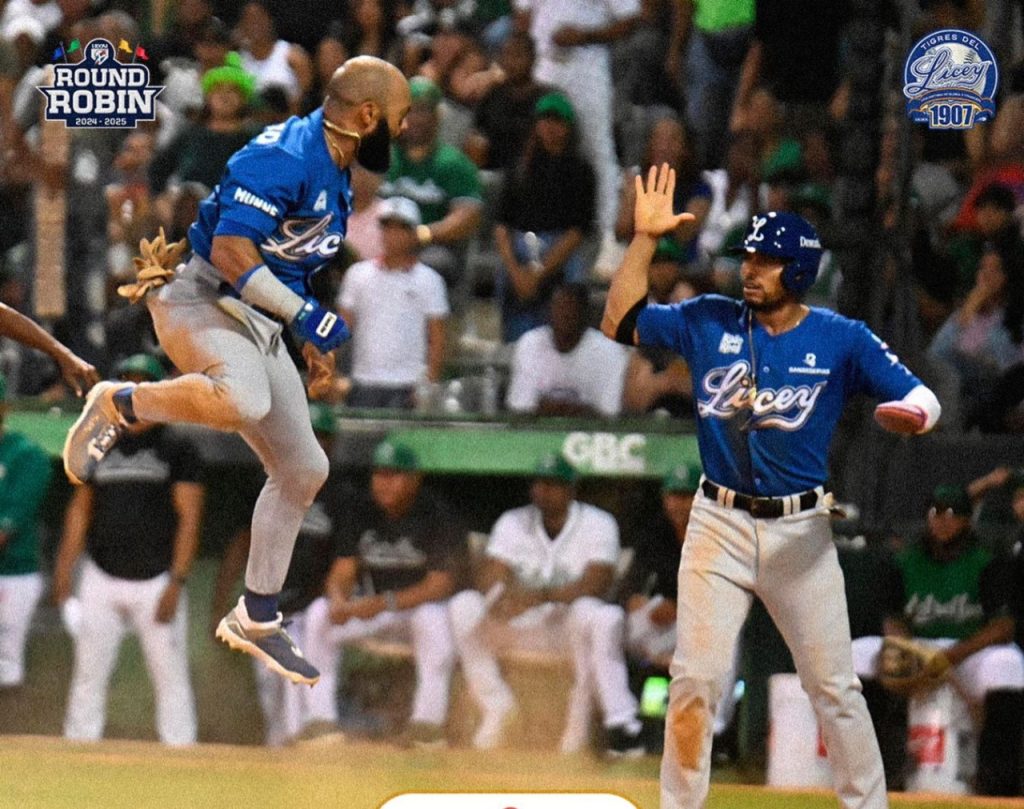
[
  {"x1": 448, "y1": 453, "x2": 645, "y2": 757},
  {"x1": 337, "y1": 196, "x2": 450, "y2": 409},
  {"x1": 506, "y1": 283, "x2": 629, "y2": 416}
]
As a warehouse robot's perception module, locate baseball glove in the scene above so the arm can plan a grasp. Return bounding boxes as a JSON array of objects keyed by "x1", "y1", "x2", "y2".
[
  {"x1": 302, "y1": 342, "x2": 335, "y2": 400},
  {"x1": 879, "y1": 635, "x2": 952, "y2": 696},
  {"x1": 118, "y1": 228, "x2": 188, "y2": 304},
  {"x1": 874, "y1": 401, "x2": 927, "y2": 435}
]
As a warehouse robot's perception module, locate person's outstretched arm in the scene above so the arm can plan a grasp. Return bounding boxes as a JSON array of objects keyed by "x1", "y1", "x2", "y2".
[{"x1": 0, "y1": 303, "x2": 97, "y2": 395}]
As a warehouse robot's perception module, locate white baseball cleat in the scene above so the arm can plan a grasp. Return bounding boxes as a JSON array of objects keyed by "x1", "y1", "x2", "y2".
[{"x1": 62, "y1": 381, "x2": 134, "y2": 485}]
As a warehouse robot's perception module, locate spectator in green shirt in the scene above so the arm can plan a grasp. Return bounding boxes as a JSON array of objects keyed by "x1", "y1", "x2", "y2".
[
  {"x1": 0, "y1": 373, "x2": 53, "y2": 687},
  {"x1": 379, "y1": 77, "x2": 483, "y2": 292}
]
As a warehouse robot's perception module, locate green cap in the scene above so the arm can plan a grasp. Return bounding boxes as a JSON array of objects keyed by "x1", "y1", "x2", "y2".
[
  {"x1": 652, "y1": 237, "x2": 686, "y2": 264},
  {"x1": 534, "y1": 92, "x2": 575, "y2": 124},
  {"x1": 409, "y1": 76, "x2": 442, "y2": 108},
  {"x1": 931, "y1": 484, "x2": 971, "y2": 517},
  {"x1": 762, "y1": 139, "x2": 804, "y2": 184},
  {"x1": 373, "y1": 440, "x2": 419, "y2": 471},
  {"x1": 308, "y1": 402, "x2": 337, "y2": 436},
  {"x1": 114, "y1": 353, "x2": 165, "y2": 382},
  {"x1": 201, "y1": 52, "x2": 256, "y2": 103},
  {"x1": 533, "y1": 452, "x2": 578, "y2": 484},
  {"x1": 662, "y1": 463, "x2": 701, "y2": 494},
  {"x1": 792, "y1": 182, "x2": 832, "y2": 215}
]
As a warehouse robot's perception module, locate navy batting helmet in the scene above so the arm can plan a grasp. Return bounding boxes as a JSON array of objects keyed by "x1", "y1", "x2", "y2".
[{"x1": 731, "y1": 212, "x2": 823, "y2": 295}]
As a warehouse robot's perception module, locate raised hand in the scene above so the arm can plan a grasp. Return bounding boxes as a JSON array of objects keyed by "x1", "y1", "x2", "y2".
[{"x1": 633, "y1": 163, "x2": 695, "y2": 238}]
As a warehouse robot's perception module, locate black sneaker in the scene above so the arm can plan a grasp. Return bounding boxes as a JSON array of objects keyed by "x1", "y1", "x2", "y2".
[
  {"x1": 215, "y1": 597, "x2": 320, "y2": 686},
  {"x1": 605, "y1": 724, "x2": 646, "y2": 759}
]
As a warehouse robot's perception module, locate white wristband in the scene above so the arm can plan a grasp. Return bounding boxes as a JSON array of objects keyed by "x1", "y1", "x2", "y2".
[
  {"x1": 236, "y1": 265, "x2": 305, "y2": 321},
  {"x1": 902, "y1": 384, "x2": 942, "y2": 433}
]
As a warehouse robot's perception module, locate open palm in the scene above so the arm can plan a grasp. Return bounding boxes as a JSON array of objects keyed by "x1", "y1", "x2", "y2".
[{"x1": 634, "y1": 163, "x2": 696, "y2": 237}]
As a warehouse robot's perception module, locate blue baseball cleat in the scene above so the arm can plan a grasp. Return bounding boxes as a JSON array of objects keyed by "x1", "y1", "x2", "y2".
[
  {"x1": 62, "y1": 381, "x2": 134, "y2": 485},
  {"x1": 215, "y1": 597, "x2": 320, "y2": 686}
]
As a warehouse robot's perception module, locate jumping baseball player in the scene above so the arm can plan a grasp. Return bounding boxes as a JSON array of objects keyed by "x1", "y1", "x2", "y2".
[
  {"x1": 602, "y1": 165, "x2": 942, "y2": 809},
  {"x1": 62, "y1": 56, "x2": 411, "y2": 685}
]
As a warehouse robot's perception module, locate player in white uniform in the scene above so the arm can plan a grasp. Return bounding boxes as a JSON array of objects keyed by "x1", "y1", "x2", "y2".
[
  {"x1": 449, "y1": 453, "x2": 645, "y2": 756},
  {"x1": 602, "y1": 165, "x2": 942, "y2": 809},
  {"x1": 53, "y1": 354, "x2": 203, "y2": 746}
]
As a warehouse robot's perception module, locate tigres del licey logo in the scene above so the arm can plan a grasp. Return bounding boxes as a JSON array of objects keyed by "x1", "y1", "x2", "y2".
[
  {"x1": 38, "y1": 37, "x2": 162, "y2": 128},
  {"x1": 903, "y1": 29, "x2": 998, "y2": 130},
  {"x1": 697, "y1": 360, "x2": 827, "y2": 431}
]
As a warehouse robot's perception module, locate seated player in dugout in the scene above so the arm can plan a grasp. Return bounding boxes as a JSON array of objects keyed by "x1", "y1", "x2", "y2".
[
  {"x1": 852, "y1": 484, "x2": 1023, "y2": 795},
  {"x1": 602, "y1": 164, "x2": 941, "y2": 809}
]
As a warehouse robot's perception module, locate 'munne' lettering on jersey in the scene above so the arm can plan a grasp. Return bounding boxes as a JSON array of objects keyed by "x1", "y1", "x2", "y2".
[
  {"x1": 233, "y1": 186, "x2": 279, "y2": 218},
  {"x1": 261, "y1": 215, "x2": 342, "y2": 262},
  {"x1": 697, "y1": 361, "x2": 827, "y2": 430}
]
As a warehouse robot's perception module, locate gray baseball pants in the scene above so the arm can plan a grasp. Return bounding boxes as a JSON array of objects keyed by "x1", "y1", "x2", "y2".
[{"x1": 661, "y1": 490, "x2": 886, "y2": 809}]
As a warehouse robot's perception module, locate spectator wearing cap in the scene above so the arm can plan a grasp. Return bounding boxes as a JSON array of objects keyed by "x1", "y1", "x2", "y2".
[
  {"x1": 236, "y1": 0, "x2": 313, "y2": 115},
  {"x1": 53, "y1": 354, "x2": 203, "y2": 746},
  {"x1": 211, "y1": 401, "x2": 344, "y2": 746},
  {"x1": 851, "y1": 484, "x2": 1024, "y2": 795},
  {"x1": 336, "y1": 196, "x2": 450, "y2": 410},
  {"x1": 303, "y1": 440, "x2": 467, "y2": 748},
  {"x1": 379, "y1": 76, "x2": 483, "y2": 292},
  {"x1": 493, "y1": 91, "x2": 596, "y2": 343},
  {"x1": 618, "y1": 463, "x2": 740, "y2": 741},
  {"x1": 0, "y1": 372, "x2": 52, "y2": 688},
  {"x1": 514, "y1": 0, "x2": 641, "y2": 277},
  {"x1": 465, "y1": 31, "x2": 551, "y2": 171},
  {"x1": 507, "y1": 282, "x2": 630, "y2": 417},
  {"x1": 149, "y1": 52, "x2": 259, "y2": 195},
  {"x1": 449, "y1": 452, "x2": 645, "y2": 756}
]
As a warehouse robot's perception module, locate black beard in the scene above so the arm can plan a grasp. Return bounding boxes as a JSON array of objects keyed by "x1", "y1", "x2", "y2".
[{"x1": 357, "y1": 118, "x2": 391, "y2": 173}]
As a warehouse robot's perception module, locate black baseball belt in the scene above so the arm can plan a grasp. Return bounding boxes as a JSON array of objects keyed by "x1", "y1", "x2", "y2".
[{"x1": 701, "y1": 479, "x2": 824, "y2": 519}]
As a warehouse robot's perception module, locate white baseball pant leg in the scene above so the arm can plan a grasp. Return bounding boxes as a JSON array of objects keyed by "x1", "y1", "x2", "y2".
[
  {"x1": 853, "y1": 636, "x2": 1024, "y2": 703},
  {"x1": 304, "y1": 597, "x2": 455, "y2": 727},
  {"x1": 253, "y1": 612, "x2": 311, "y2": 746},
  {"x1": 756, "y1": 507, "x2": 886, "y2": 809},
  {"x1": 0, "y1": 572, "x2": 45, "y2": 686},
  {"x1": 535, "y1": 59, "x2": 619, "y2": 235},
  {"x1": 629, "y1": 603, "x2": 740, "y2": 736},
  {"x1": 575, "y1": 600, "x2": 640, "y2": 730},
  {"x1": 64, "y1": 559, "x2": 197, "y2": 745},
  {"x1": 136, "y1": 259, "x2": 329, "y2": 595}
]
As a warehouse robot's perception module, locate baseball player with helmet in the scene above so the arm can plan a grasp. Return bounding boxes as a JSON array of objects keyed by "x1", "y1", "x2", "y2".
[
  {"x1": 603, "y1": 165, "x2": 942, "y2": 809},
  {"x1": 61, "y1": 56, "x2": 411, "y2": 685},
  {"x1": 852, "y1": 484, "x2": 1024, "y2": 796}
]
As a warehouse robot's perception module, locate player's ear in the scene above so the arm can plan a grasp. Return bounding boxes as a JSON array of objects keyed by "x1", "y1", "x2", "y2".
[{"x1": 360, "y1": 100, "x2": 382, "y2": 131}]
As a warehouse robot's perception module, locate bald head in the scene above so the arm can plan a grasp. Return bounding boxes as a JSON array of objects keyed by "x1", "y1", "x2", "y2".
[{"x1": 327, "y1": 56, "x2": 407, "y2": 108}]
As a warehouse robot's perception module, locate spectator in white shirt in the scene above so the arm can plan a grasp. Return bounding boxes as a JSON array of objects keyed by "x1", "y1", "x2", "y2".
[
  {"x1": 506, "y1": 282, "x2": 629, "y2": 417},
  {"x1": 337, "y1": 197, "x2": 449, "y2": 409}
]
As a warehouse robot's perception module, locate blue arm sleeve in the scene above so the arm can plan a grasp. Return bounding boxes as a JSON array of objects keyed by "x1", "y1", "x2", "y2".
[
  {"x1": 212, "y1": 145, "x2": 306, "y2": 243},
  {"x1": 850, "y1": 320, "x2": 921, "y2": 401},
  {"x1": 636, "y1": 301, "x2": 694, "y2": 360}
]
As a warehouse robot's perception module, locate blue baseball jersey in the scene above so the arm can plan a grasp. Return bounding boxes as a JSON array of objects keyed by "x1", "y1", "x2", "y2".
[
  {"x1": 637, "y1": 295, "x2": 921, "y2": 496},
  {"x1": 188, "y1": 107, "x2": 352, "y2": 297}
]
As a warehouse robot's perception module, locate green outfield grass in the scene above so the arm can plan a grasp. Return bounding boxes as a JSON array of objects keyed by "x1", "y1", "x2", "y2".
[{"x1": 0, "y1": 736, "x2": 1018, "y2": 809}]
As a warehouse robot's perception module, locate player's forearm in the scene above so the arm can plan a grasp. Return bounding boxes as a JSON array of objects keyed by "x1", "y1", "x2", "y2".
[
  {"x1": 426, "y1": 204, "x2": 482, "y2": 245},
  {"x1": 539, "y1": 229, "x2": 583, "y2": 277},
  {"x1": 170, "y1": 483, "x2": 204, "y2": 581},
  {"x1": 426, "y1": 319, "x2": 446, "y2": 382},
  {"x1": 546, "y1": 566, "x2": 614, "y2": 604},
  {"x1": 0, "y1": 303, "x2": 76, "y2": 364},
  {"x1": 600, "y1": 233, "x2": 657, "y2": 342},
  {"x1": 210, "y1": 235, "x2": 265, "y2": 286},
  {"x1": 390, "y1": 570, "x2": 454, "y2": 611},
  {"x1": 945, "y1": 616, "x2": 1015, "y2": 666}
]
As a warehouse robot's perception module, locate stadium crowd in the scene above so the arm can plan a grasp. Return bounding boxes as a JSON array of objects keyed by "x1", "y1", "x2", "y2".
[{"x1": 0, "y1": 0, "x2": 1021, "y2": 797}]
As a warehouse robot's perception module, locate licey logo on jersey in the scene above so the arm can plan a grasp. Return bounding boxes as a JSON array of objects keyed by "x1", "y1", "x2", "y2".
[
  {"x1": 697, "y1": 361, "x2": 827, "y2": 431},
  {"x1": 903, "y1": 29, "x2": 997, "y2": 130},
  {"x1": 38, "y1": 38, "x2": 162, "y2": 129},
  {"x1": 261, "y1": 215, "x2": 343, "y2": 262}
]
